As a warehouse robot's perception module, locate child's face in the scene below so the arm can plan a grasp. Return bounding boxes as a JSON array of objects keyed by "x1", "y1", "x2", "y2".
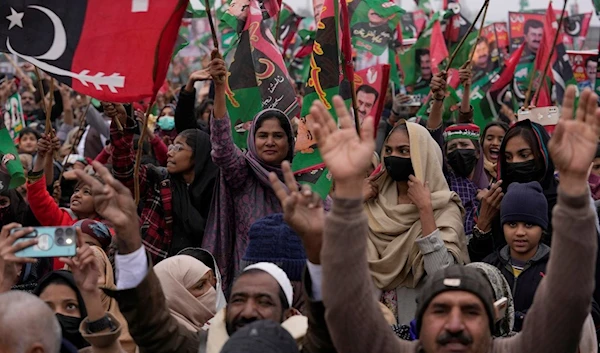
[
  {"x1": 19, "y1": 133, "x2": 38, "y2": 154},
  {"x1": 592, "y1": 157, "x2": 600, "y2": 177},
  {"x1": 70, "y1": 183, "x2": 95, "y2": 216},
  {"x1": 503, "y1": 222, "x2": 543, "y2": 260}
]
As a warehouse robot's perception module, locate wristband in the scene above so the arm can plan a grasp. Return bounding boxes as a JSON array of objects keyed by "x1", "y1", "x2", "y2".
[
  {"x1": 473, "y1": 225, "x2": 492, "y2": 239},
  {"x1": 86, "y1": 315, "x2": 116, "y2": 334},
  {"x1": 27, "y1": 170, "x2": 44, "y2": 183},
  {"x1": 433, "y1": 95, "x2": 445, "y2": 102}
]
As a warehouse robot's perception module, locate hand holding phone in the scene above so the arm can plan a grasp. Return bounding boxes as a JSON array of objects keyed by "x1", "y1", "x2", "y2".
[
  {"x1": 12, "y1": 226, "x2": 77, "y2": 258},
  {"x1": 0, "y1": 223, "x2": 38, "y2": 291}
]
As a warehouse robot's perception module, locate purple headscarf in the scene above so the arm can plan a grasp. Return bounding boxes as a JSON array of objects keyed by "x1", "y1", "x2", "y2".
[{"x1": 244, "y1": 109, "x2": 295, "y2": 187}]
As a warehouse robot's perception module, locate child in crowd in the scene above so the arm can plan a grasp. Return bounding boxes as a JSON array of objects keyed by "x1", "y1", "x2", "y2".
[
  {"x1": 483, "y1": 181, "x2": 549, "y2": 332},
  {"x1": 18, "y1": 127, "x2": 41, "y2": 155}
]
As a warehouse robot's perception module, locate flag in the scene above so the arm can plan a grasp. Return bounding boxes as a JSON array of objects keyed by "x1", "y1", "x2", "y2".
[
  {"x1": 275, "y1": 4, "x2": 303, "y2": 53},
  {"x1": 484, "y1": 43, "x2": 525, "y2": 117},
  {"x1": 0, "y1": 111, "x2": 24, "y2": 192},
  {"x1": 348, "y1": 0, "x2": 404, "y2": 56},
  {"x1": 444, "y1": 0, "x2": 472, "y2": 45},
  {"x1": 354, "y1": 64, "x2": 390, "y2": 129},
  {"x1": 568, "y1": 50, "x2": 598, "y2": 91},
  {"x1": 415, "y1": 0, "x2": 434, "y2": 14},
  {"x1": 430, "y1": 20, "x2": 448, "y2": 74},
  {"x1": 594, "y1": 0, "x2": 600, "y2": 15},
  {"x1": 292, "y1": 0, "x2": 342, "y2": 198},
  {"x1": 2, "y1": 92, "x2": 25, "y2": 143},
  {"x1": 224, "y1": 0, "x2": 300, "y2": 149},
  {"x1": 0, "y1": 1, "x2": 186, "y2": 102},
  {"x1": 415, "y1": 84, "x2": 460, "y2": 122},
  {"x1": 562, "y1": 13, "x2": 592, "y2": 50}
]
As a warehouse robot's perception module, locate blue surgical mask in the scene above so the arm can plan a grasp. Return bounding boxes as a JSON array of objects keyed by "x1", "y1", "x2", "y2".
[{"x1": 157, "y1": 115, "x2": 175, "y2": 131}]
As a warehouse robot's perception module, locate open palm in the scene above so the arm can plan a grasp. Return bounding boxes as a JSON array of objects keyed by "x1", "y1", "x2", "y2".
[
  {"x1": 309, "y1": 96, "x2": 375, "y2": 182},
  {"x1": 549, "y1": 87, "x2": 600, "y2": 178}
]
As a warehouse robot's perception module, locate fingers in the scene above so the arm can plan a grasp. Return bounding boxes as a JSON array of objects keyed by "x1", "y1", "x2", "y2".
[
  {"x1": 0, "y1": 223, "x2": 22, "y2": 239},
  {"x1": 269, "y1": 172, "x2": 289, "y2": 204},
  {"x1": 460, "y1": 61, "x2": 471, "y2": 69},
  {"x1": 576, "y1": 88, "x2": 590, "y2": 123},
  {"x1": 360, "y1": 117, "x2": 375, "y2": 145},
  {"x1": 333, "y1": 96, "x2": 352, "y2": 130},
  {"x1": 310, "y1": 105, "x2": 329, "y2": 145},
  {"x1": 281, "y1": 161, "x2": 299, "y2": 193},
  {"x1": 73, "y1": 169, "x2": 104, "y2": 194},
  {"x1": 561, "y1": 85, "x2": 576, "y2": 121},
  {"x1": 91, "y1": 161, "x2": 130, "y2": 196},
  {"x1": 585, "y1": 90, "x2": 598, "y2": 126}
]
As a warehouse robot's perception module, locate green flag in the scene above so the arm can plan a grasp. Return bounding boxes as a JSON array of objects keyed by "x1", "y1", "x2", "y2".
[
  {"x1": 348, "y1": 0, "x2": 405, "y2": 56},
  {"x1": 0, "y1": 98, "x2": 24, "y2": 191},
  {"x1": 415, "y1": 85, "x2": 460, "y2": 122},
  {"x1": 595, "y1": 0, "x2": 600, "y2": 14}
]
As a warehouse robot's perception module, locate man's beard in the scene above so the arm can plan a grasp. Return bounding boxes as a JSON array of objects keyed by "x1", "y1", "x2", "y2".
[{"x1": 225, "y1": 313, "x2": 285, "y2": 336}]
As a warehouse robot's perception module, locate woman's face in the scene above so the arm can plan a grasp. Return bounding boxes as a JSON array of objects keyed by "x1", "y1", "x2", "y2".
[
  {"x1": 188, "y1": 270, "x2": 217, "y2": 298},
  {"x1": 39, "y1": 283, "x2": 81, "y2": 318},
  {"x1": 167, "y1": 135, "x2": 195, "y2": 175},
  {"x1": 160, "y1": 107, "x2": 175, "y2": 118},
  {"x1": 483, "y1": 126, "x2": 506, "y2": 163},
  {"x1": 70, "y1": 183, "x2": 95, "y2": 216},
  {"x1": 504, "y1": 135, "x2": 535, "y2": 164},
  {"x1": 202, "y1": 105, "x2": 213, "y2": 122},
  {"x1": 383, "y1": 129, "x2": 411, "y2": 158},
  {"x1": 255, "y1": 118, "x2": 289, "y2": 166}
]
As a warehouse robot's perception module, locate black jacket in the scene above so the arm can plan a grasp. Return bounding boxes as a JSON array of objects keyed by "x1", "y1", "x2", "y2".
[{"x1": 483, "y1": 244, "x2": 550, "y2": 332}]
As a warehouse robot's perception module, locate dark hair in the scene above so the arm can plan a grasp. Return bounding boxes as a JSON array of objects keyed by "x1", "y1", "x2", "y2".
[
  {"x1": 524, "y1": 19, "x2": 543, "y2": 35},
  {"x1": 235, "y1": 269, "x2": 290, "y2": 310},
  {"x1": 198, "y1": 99, "x2": 214, "y2": 115},
  {"x1": 476, "y1": 36, "x2": 489, "y2": 47},
  {"x1": 178, "y1": 129, "x2": 200, "y2": 159},
  {"x1": 74, "y1": 174, "x2": 104, "y2": 192},
  {"x1": 502, "y1": 124, "x2": 544, "y2": 170},
  {"x1": 357, "y1": 85, "x2": 379, "y2": 101},
  {"x1": 595, "y1": 143, "x2": 600, "y2": 159},
  {"x1": 416, "y1": 48, "x2": 430, "y2": 60},
  {"x1": 480, "y1": 121, "x2": 509, "y2": 147},
  {"x1": 19, "y1": 127, "x2": 41, "y2": 140},
  {"x1": 255, "y1": 112, "x2": 294, "y2": 162},
  {"x1": 587, "y1": 56, "x2": 598, "y2": 66}
]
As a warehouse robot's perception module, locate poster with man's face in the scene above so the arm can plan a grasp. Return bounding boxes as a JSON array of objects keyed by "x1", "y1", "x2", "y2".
[
  {"x1": 508, "y1": 12, "x2": 545, "y2": 53},
  {"x1": 568, "y1": 51, "x2": 598, "y2": 90},
  {"x1": 349, "y1": 0, "x2": 403, "y2": 56},
  {"x1": 482, "y1": 22, "x2": 509, "y2": 64},
  {"x1": 353, "y1": 64, "x2": 390, "y2": 131}
]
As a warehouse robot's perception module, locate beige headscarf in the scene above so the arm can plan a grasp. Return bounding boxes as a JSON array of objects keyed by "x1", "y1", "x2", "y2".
[
  {"x1": 365, "y1": 122, "x2": 469, "y2": 291},
  {"x1": 91, "y1": 247, "x2": 137, "y2": 353},
  {"x1": 154, "y1": 255, "x2": 217, "y2": 332}
]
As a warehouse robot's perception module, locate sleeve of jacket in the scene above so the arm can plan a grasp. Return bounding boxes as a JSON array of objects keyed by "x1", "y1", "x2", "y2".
[
  {"x1": 321, "y1": 198, "x2": 417, "y2": 353},
  {"x1": 494, "y1": 190, "x2": 597, "y2": 353},
  {"x1": 300, "y1": 269, "x2": 336, "y2": 353},
  {"x1": 106, "y1": 264, "x2": 201, "y2": 353},
  {"x1": 26, "y1": 175, "x2": 74, "y2": 226},
  {"x1": 50, "y1": 89, "x2": 64, "y2": 122},
  {"x1": 110, "y1": 117, "x2": 149, "y2": 201},
  {"x1": 175, "y1": 87, "x2": 199, "y2": 132},
  {"x1": 150, "y1": 134, "x2": 169, "y2": 166},
  {"x1": 79, "y1": 313, "x2": 126, "y2": 353}
]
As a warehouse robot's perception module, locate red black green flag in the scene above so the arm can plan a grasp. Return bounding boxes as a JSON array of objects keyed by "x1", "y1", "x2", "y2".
[{"x1": 223, "y1": 0, "x2": 300, "y2": 149}]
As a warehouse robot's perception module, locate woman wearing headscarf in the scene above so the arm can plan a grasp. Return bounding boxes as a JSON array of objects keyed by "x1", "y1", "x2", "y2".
[
  {"x1": 470, "y1": 119, "x2": 558, "y2": 260},
  {"x1": 156, "y1": 104, "x2": 178, "y2": 145},
  {"x1": 365, "y1": 122, "x2": 469, "y2": 325},
  {"x1": 108, "y1": 103, "x2": 218, "y2": 263},
  {"x1": 177, "y1": 247, "x2": 227, "y2": 313},
  {"x1": 154, "y1": 255, "x2": 219, "y2": 332},
  {"x1": 465, "y1": 262, "x2": 515, "y2": 337},
  {"x1": 200, "y1": 53, "x2": 297, "y2": 292},
  {"x1": 480, "y1": 121, "x2": 509, "y2": 184}
]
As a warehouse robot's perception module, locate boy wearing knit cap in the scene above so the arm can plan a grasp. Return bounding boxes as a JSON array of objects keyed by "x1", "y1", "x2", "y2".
[{"x1": 483, "y1": 181, "x2": 549, "y2": 332}]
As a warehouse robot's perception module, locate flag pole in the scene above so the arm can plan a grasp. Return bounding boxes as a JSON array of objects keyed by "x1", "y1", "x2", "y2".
[
  {"x1": 530, "y1": 1, "x2": 568, "y2": 107},
  {"x1": 469, "y1": 1, "x2": 490, "y2": 63},
  {"x1": 445, "y1": 0, "x2": 490, "y2": 71},
  {"x1": 34, "y1": 67, "x2": 54, "y2": 135},
  {"x1": 205, "y1": 0, "x2": 219, "y2": 52},
  {"x1": 339, "y1": 0, "x2": 360, "y2": 133},
  {"x1": 58, "y1": 101, "x2": 91, "y2": 184},
  {"x1": 134, "y1": 101, "x2": 154, "y2": 205}
]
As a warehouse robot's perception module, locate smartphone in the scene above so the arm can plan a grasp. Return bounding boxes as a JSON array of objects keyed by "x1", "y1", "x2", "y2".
[
  {"x1": 399, "y1": 95, "x2": 422, "y2": 107},
  {"x1": 494, "y1": 297, "x2": 508, "y2": 322},
  {"x1": 12, "y1": 227, "x2": 77, "y2": 258},
  {"x1": 517, "y1": 106, "x2": 559, "y2": 126}
]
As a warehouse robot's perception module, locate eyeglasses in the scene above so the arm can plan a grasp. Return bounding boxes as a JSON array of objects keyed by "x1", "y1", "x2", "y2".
[{"x1": 168, "y1": 144, "x2": 192, "y2": 153}]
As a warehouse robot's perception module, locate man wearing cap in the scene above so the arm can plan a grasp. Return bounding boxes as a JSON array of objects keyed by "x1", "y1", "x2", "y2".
[
  {"x1": 302, "y1": 86, "x2": 598, "y2": 353},
  {"x1": 76, "y1": 163, "x2": 335, "y2": 353}
]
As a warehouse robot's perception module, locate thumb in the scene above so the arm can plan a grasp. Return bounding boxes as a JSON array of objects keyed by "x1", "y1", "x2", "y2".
[{"x1": 460, "y1": 61, "x2": 471, "y2": 70}]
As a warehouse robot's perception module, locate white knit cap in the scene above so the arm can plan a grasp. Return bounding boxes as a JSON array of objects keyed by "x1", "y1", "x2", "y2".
[{"x1": 243, "y1": 262, "x2": 293, "y2": 307}]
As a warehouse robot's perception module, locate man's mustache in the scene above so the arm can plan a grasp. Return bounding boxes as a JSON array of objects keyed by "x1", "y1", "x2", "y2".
[{"x1": 436, "y1": 330, "x2": 473, "y2": 346}]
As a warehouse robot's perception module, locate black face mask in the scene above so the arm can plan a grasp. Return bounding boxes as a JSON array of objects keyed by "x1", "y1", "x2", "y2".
[
  {"x1": 447, "y1": 149, "x2": 478, "y2": 178},
  {"x1": 56, "y1": 314, "x2": 89, "y2": 349},
  {"x1": 505, "y1": 160, "x2": 542, "y2": 184},
  {"x1": 384, "y1": 156, "x2": 414, "y2": 181}
]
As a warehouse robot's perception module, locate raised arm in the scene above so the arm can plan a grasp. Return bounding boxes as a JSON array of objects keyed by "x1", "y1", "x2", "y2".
[
  {"x1": 74, "y1": 163, "x2": 200, "y2": 353},
  {"x1": 458, "y1": 62, "x2": 474, "y2": 124},
  {"x1": 105, "y1": 103, "x2": 149, "y2": 200},
  {"x1": 311, "y1": 97, "x2": 415, "y2": 353},
  {"x1": 175, "y1": 68, "x2": 211, "y2": 132},
  {"x1": 427, "y1": 72, "x2": 447, "y2": 131},
  {"x1": 497, "y1": 87, "x2": 599, "y2": 353},
  {"x1": 209, "y1": 50, "x2": 249, "y2": 188}
]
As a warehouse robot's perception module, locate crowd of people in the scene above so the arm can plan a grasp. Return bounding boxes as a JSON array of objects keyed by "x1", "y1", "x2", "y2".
[{"x1": 0, "y1": 46, "x2": 600, "y2": 353}]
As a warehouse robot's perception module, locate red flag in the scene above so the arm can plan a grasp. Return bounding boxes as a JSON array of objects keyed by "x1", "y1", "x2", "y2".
[
  {"x1": 1, "y1": 1, "x2": 186, "y2": 102},
  {"x1": 354, "y1": 64, "x2": 391, "y2": 129},
  {"x1": 340, "y1": 0, "x2": 355, "y2": 86},
  {"x1": 430, "y1": 21, "x2": 448, "y2": 75},
  {"x1": 490, "y1": 43, "x2": 525, "y2": 91},
  {"x1": 533, "y1": 3, "x2": 560, "y2": 107}
]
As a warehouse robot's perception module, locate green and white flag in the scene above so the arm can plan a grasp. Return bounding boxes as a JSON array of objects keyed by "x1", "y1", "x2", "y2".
[{"x1": 3, "y1": 92, "x2": 25, "y2": 142}]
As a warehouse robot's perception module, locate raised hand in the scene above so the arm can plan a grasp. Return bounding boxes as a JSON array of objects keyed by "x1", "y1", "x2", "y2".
[
  {"x1": 0, "y1": 224, "x2": 37, "y2": 293},
  {"x1": 208, "y1": 49, "x2": 227, "y2": 87},
  {"x1": 73, "y1": 161, "x2": 141, "y2": 254},
  {"x1": 549, "y1": 87, "x2": 600, "y2": 195},
  {"x1": 309, "y1": 96, "x2": 375, "y2": 185},
  {"x1": 459, "y1": 61, "x2": 472, "y2": 87},
  {"x1": 102, "y1": 102, "x2": 128, "y2": 125},
  {"x1": 269, "y1": 161, "x2": 324, "y2": 264},
  {"x1": 430, "y1": 71, "x2": 447, "y2": 99},
  {"x1": 407, "y1": 175, "x2": 432, "y2": 212},
  {"x1": 476, "y1": 180, "x2": 504, "y2": 232},
  {"x1": 185, "y1": 68, "x2": 212, "y2": 93},
  {"x1": 363, "y1": 174, "x2": 379, "y2": 201},
  {"x1": 60, "y1": 229, "x2": 99, "y2": 293}
]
